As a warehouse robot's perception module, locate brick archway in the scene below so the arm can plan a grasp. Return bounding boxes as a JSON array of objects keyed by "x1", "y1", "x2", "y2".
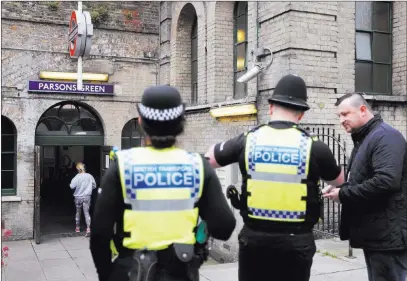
[{"x1": 171, "y1": 2, "x2": 207, "y2": 105}]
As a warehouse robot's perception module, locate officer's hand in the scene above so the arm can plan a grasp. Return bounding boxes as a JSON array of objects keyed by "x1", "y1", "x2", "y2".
[{"x1": 321, "y1": 185, "x2": 335, "y2": 195}]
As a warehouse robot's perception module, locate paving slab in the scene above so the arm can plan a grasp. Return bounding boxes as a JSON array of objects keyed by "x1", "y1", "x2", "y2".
[
  {"x1": 328, "y1": 268, "x2": 369, "y2": 280},
  {"x1": 41, "y1": 257, "x2": 77, "y2": 268},
  {"x1": 200, "y1": 266, "x2": 238, "y2": 281},
  {"x1": 3, "y1": 237, "x2": 370, "y2": 281},
  {"x1": 73, "y1": 257, "x2": 99, "y2": 280},
  {"x1": 3, "y1": 260, "x2": 47, "y2": 281},
  {"x1": 310, "y1": 274, "x2": 339, "y2": 281},
  {"x1": 311, "y1": 253, "x2": 365, "y2": 275},
  {"x1": 59, "y1": 236, "x2": 90, "y2": 250},
  {"x1": 36, "y1": 250, "x2": 71, "y2": 261},
  {"x1": 68, "y1": 249, "x2": 93, "y2": 259},
  {"x1": 42, "y1": 264, "x2": 86, "y2": 280},
  {"x1": 5, "y1": 240, "x2": 37, "y2": 262},
  {"x1": 31, "y1": 239, "x2": 65, "y2": 253},
  {"x1": 47, "y1": 279, "x2": 88, "y2": 281}
]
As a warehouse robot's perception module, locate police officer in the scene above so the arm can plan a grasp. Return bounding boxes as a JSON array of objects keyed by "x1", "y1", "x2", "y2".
[
  {"x1": 205, "y1": 75, "x2": 345, "y2": 281},
  {"x1": 90, "y1": 85, "x2": 236, "y2": 281}
]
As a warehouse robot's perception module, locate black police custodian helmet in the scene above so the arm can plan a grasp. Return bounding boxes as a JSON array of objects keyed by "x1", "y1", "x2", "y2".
[
  {"x1": 137, "y1": 85, "x2": 185, "y2": 137},
  {"x1": 267, "y1": 74, "x2": 310, "y2": 111}
]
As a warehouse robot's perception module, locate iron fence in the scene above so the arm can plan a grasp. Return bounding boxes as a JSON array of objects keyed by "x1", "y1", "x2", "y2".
[{"x1": 305, "y1": 127, "x2": 348, "y2": 238}]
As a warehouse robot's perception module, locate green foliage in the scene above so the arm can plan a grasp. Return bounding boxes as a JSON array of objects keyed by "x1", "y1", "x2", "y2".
[
  {"x1": 90, "y1": 5, "x2": 109, "y2": 26},
  {"x1": 125, "y1": 11, "x2": 133, "y2": 20},
  {"x1": 46, "y1": 1, "x2": 60, "y2": 11}
]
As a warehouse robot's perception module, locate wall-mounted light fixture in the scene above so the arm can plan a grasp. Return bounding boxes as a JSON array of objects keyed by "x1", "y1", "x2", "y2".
[
  {"x1": 237, "y1": 47, "x2": 274, "y2": 84},
  {"x1": 39, "y1": 71, "x2": 109, "y2": 82},
  {"x1": 209, "y1": 103, "x2": 257, "y2": 122},
  {"x1": 209, "y1": 104, "x2": 257, "y2": 118}
]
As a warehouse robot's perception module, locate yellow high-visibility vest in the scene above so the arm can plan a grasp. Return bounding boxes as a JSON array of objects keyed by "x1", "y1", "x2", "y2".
[
  {"x1": 244, "y1": 125, "x2": 313, "y2": 222},
  {"x1": 116, "y1": 147, "x2": 204, "y2": 251}
]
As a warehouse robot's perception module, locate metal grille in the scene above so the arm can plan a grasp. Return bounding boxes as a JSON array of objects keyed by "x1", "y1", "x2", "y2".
[{"x1": 305, "y1": 126, "x2": 349, "y2": 238}]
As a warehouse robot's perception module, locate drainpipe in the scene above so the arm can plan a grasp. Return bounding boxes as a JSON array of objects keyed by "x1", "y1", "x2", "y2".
[
  {"x1": 157, "y1": 2, "x2": 161, "y2": 85},
  {"x1": 205, "y1": 2, "x2": 208, "y2": 104},
  {"x1": 255, "y1": 1, "x2": 260, "y2": 123}
]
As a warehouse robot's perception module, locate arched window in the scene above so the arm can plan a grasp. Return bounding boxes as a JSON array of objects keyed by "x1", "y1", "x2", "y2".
[
  {"x1": 233, "y1": 1, "x2": 248, "y2": 99},
  {"x1": 191, "y1": 15, "x2": 198, "y2": 105},
  {"x1": 121, "y1": 119, "x2": 145, "y2": 149},
  {"x1": 35, "y1": 101, "x2": 104, "y2": 146},
  {"x1": 2, "y1": 116, "x2": 17, "y2": 195}
]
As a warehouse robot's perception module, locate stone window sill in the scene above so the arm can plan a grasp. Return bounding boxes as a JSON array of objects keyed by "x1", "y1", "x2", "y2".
[
  {"x1": 2, "y1": 196, "x2": 22, "y2": 202},
  {"x1": 358, "y1": 94, "x2": 407, "y2": 103}
]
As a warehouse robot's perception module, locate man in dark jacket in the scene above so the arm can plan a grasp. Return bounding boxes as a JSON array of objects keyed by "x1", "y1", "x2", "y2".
[{"x1": 324, "y1": 93, "x2": 407, "y2": 281}]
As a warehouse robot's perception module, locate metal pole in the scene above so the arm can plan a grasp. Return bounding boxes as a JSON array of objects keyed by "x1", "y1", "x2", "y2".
[
  {"x1": 77, "y1": 1, "x2": 83, "y2": 91},
  {"x1": 346, "y1": 242, "x2": 356, "y2": 259}
]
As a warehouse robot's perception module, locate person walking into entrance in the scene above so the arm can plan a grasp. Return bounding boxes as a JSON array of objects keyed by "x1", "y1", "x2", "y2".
[
  {"x1": 323, "y1": 93, "x2": 407, "y2": 281},
  {"x1": 70, "y1": 162, "x2": 97, "y2": 236},
  {"x1": 90, "y1": 85, "x2": 236, "y2": 281},
  {"x1": 205, "y1": 74, "x2": 345, "y2": 281}
]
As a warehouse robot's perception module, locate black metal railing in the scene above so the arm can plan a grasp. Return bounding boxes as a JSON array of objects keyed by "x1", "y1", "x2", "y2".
[{"x1": 305, "y1": 126, "x2": 348, "y2": 238}]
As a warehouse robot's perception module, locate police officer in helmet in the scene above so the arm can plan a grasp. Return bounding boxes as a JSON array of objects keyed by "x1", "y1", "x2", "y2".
[
  {"x1": 90, "y1": 85, "x2": 236, "y2": 281},
  {"x1": 205, "y1": 74, "x2": 345, "y2": 281}
]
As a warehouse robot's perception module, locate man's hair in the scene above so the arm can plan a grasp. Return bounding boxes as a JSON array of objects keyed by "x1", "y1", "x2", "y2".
[
  {"x1": 272, "y1": 102, "x2": 305, "y2": 116},
  {"x1": 335, "y1": 93, "x2": 374, "y2": 113}
]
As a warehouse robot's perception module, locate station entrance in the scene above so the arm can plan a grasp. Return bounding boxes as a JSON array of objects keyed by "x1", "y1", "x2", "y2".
[{"x1": 34, "y1": 101, "x2": 111, "y2": 243}]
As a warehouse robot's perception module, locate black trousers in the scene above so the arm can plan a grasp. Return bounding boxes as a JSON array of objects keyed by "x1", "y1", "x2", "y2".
[
  {"x1": 364, "y1": 249, "x2": 407, "y2": 281},
  {"x1": 108, "y1": 255, "x2": 199, "y2": 281},
  {"x1": 238, "y1": 225, "x2": 316, "y2": 281}
]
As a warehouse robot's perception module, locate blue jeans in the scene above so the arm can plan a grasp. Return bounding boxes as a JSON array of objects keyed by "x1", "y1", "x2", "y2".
[{"x1": 364, "y1": 249, "x2": 407, "y2": 281}]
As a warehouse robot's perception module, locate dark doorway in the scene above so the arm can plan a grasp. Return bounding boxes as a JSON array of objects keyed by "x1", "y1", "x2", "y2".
[
  {"x1": 40, "y1": 145, "x2": 101, "y2": 235},
  {"x1": 34, "y1": 101, "x2": 107, "y2": 240}
]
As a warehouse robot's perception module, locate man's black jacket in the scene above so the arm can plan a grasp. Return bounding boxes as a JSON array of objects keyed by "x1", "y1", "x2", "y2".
[{"x1": 338, "y1": 115, "x2": 407, "y2": 250}]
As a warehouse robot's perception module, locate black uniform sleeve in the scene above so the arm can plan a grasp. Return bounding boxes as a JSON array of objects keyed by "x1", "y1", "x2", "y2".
[
  {"x1": 90, "y1": 160, "x2": 124, "y2": 281},
  {"x1": 213, "y1": 133, "x2": 246, "y2": 167},
  {"x1": 198, "y1": 156, "x2": 236, "y2": 241},
  {"x1": 339, "y1": 131, "x2": 406, "y2": 205},
  {"x1": 311, "y1": 140, "x2": 342, "y2": 182}
]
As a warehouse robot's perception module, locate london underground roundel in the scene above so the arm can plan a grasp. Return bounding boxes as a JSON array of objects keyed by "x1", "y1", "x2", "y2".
[{"x1": 68, "y1": 10, "x2": 86, "y2": 58}]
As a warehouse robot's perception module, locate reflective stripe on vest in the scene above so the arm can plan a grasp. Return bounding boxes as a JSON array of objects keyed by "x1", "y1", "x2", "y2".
[
  {"x1": 116, "y1": 147, "x2": 204, "y2": 251},
  {"x1": 124, "y1": 198, "x2": 196, "y2": 212},
  {"x1": 110, "y1": 239, "x2": 119, "y2": 259},
  {"x1": 245, "y1": 126, "x2": 312, "y2": 222}
]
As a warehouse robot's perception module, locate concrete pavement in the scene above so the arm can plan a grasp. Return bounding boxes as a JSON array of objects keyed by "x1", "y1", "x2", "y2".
[
  {"x1": 2, "y1": 236, "x2": 368, "y2": 281},
  {"x1": 200, "y1": 238, "x2": 369, "y2": 281}
]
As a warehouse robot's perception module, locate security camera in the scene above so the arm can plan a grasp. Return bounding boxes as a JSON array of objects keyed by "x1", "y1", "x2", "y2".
[
  {"x1": 237, "y1": 65, "x2": 263, "y2": 83},
  {"x1": 237, "y1": 48, "x2": 274, "y2": 84}
]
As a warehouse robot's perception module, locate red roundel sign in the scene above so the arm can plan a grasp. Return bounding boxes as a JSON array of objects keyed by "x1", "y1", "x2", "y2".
[{"x1": 68, "y1": 10, "x2": 86, "y2": 58}]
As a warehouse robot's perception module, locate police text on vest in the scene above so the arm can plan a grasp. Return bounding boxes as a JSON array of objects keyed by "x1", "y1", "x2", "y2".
[
  {"x1": 132, "y1": 164, "x2": 195, "y2": 188},
  {"x1": 253, "y1": 145, "x2": 301, "y2": 165}
]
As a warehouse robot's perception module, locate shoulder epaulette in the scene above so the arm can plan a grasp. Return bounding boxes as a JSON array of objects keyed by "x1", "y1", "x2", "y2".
[
  {"x1": 293, "y1": 125, "x2": 313, "y2": 138},
  {"x1": 109, "y1": 146, "x2": 119, "y2": 161},
  {"x1": 245, "y1": 124, "x2": 268, "y2": 136}
]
